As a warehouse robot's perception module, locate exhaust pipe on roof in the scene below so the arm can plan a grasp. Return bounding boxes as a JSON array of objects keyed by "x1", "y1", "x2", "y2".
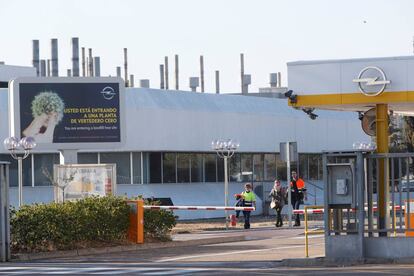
[
  {"x1": 270, "y1": 73, "x2": 278, "y2": 88},
  {"x1": 71, "y1": 37, "x2": 80, "y2": 77},
  {"x1": 175, "y1": 54, "x2": 179, "y2": 90},
  {"x1": 94, "y1": 56, "x2": 101, "y2": 77},
  {"x1": 215, "y1": 70, "x2": 220, "y2": 94},
  {"x1": 160, "y1": 64, "x2": 165, "y2": 89},
  {"x1": 88, "y1": 48, "x2": 93, "y2": 76},
  {"x1": 81, "y1": 47, "x2": 86, "y2": 76},
  {"x1": 140, "y1": 79, "x2": 150, "y2": 88},
  {"x1": 240, "y1": 53, "x2": 245, "y2": 94},
  {"x1": 164, "y1": 56, "x2": 169, "y2": 90},
  {"x1": 129, "y1": 74, "x2": 134, "y2": 87},
  {"x1": 200, "y1": 55, "x2": 205, "y2": 93},
  {"x1": 32, "y1": 40, "x2": 40, "y2": 76},
  {"x1": 124, "y1": 48, "x2": 128, "y2": 87},
  {"x1": 51, "y1": 38, "x2": 59, "y2": 76},
  {"x1": 116, "y1": 66, "x2": 121, "y2": 78},
  {"x1": 40, "y1": 59, "x2": 46, "y2": 77}
]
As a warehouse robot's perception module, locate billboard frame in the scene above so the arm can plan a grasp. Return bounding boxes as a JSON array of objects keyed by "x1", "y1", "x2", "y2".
[{"x1": 8, "y1": 77, "x2": 125, "y2": 150}]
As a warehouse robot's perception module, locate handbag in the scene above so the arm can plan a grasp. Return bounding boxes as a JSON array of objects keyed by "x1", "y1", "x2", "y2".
[{"x1": 270, "y1": 201, "x2": 276, "y2": 209}]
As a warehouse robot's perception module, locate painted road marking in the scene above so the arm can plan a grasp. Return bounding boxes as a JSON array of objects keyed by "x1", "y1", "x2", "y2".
[{"x1": 156, "y1": 243, "x2": 325, "y2": 262}]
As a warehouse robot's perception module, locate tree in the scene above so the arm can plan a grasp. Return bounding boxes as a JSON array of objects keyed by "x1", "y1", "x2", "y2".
[{"x1": 42, "y1": 167, "x2": 76, "y2": 202}]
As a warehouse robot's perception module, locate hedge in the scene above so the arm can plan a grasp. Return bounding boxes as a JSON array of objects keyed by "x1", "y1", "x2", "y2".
[{"x1": 11, "y1": 196, "x2": 177, "y2": 252}]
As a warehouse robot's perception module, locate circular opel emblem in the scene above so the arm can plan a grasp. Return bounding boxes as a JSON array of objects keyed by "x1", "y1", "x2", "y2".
[
  {"x1": 101, "y1": 86, "x2": 116, "y2": 100},
  {"x1": 352, "y1": 66, "x2": 390, "y2": 97}
]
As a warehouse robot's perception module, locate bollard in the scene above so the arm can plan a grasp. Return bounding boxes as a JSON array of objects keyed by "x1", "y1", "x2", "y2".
[{"x1": 137, "y1": 199, "x2": 144, "y2": 244}]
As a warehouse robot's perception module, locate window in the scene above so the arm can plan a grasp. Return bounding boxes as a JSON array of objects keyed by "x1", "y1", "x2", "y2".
[
  {"x1": 78, "y1": 153, "x2": 98, "y2": 164},
  {"x1": 264, "y1": 154, "x2": 277, "y2": 181},
  {"x1": 299, "y1": 154, "x2": 309, "y2": 180},
  {"x1": 163, "y1": 153, "x2": 176, "y2": 183},
  {"x1": 149, "y1": 152, "x2": 162, "y2": 183},
  {"x1": 276, "y1": 154, "x2": 287, "y2": 181},
  {"x1": 309, "y1": 154, "x2": 321, "y2": 180},
  {"x1": 0, "y1": 154, "x2": 32, "y2": 187},
  {"x1": 34, "y1": 153, "x2": 60, "y2": 186},
  {"x1": 190, "y1": 154, "x2": 203, "y2": 183},
  {"x1": 204, "y1": 154, "x2": 217, "y2": 182},
  {"x1": 177, "y1": 153, "x2": 190, "y2": 183},
  {"x1": 132, "y1": 152, "x2": 142, "y2": 184},
  {"x1": 241, "y1": 154, "x2": 252, "y2": 182},
  {"x1": 229, "y1": 154, "x2": 241, "y2": 182},
  {"x1": 100, "y1": 152, "x2": 131, "y2": 184},
  {"x1": 217, "y1": 157, "x2": 224, "y2": 182},
  {"x1": 253, "y1": 154, "x2": 264, "y2": 182}
]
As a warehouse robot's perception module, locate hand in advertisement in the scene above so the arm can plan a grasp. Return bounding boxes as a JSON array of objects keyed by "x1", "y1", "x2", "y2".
[{"x1": 22, "y1": 112, "x2": 59, "y2": 143}]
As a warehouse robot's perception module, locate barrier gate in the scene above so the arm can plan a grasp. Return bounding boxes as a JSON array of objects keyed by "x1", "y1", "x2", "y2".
[{"x1": 0, "y1": 162, "x2": 10, "y2": 262}]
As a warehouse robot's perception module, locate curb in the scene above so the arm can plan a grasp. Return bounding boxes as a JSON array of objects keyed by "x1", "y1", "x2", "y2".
[
  {"x1": 12, "y1": 235, "x2": 246, "y2": 261},
  {"x1": 275, "y1": 257, "x2": 414, "y2": 267}
]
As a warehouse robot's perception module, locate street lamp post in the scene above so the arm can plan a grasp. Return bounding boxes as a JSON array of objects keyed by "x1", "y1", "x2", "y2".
[
  {"x1": 212, "y1": 139, "x2": 239, "y2": 229},
  {"x1": 3, "y1": 137, "x2": 37, "y2": 207}
]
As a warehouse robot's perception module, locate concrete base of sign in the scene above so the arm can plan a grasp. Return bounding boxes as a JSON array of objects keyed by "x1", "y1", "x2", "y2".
[
  {"x1": 326, "y1": 235, "x2": 414, "y2": 260},
  {"x1": 326, "y1": 235, "x2": 364, "y2": 260},
  {"x1": 364, "y1": 237, "x2": 414, "y2": 259},
  {"x1": 59, "y1": 149, "x2": 78, "y2": 164}
]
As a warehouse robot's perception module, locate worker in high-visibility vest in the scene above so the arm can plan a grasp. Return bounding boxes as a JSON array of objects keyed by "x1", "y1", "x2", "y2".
[
  {"x1": 240, "y1": 183, "x2": 256, "y2": 229},
  {"x1": 290, "y1": 171, "x2": 307, "y2": 226}
]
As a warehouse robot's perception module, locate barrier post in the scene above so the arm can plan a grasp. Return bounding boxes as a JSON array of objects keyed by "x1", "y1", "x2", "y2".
[
  {"x1": 137, "y1": 199, "x2": 144, "y2": 244},
  {"x1": 305, "y1": 206, "x2": 309, "y2": 258}
]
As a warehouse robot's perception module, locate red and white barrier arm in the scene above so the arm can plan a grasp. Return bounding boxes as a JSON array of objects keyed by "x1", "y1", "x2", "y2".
[
  {"x1": 293, "y1": 205, "x2": 405, "y2": 215},
  {"x1": 143, "y1": 205, "x2": 255, "y2": 211}
]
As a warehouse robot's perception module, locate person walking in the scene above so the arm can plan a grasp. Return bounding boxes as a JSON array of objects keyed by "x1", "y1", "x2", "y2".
[
  {"x1": 269, "y1": 180, "x2": 287, "y2": 227},
  {"x1": 290, "y1": 171, "x2": 306, "y2": 226},
  {"x1": 240, "y1": 183, "x2": 256, "y2": 229}
]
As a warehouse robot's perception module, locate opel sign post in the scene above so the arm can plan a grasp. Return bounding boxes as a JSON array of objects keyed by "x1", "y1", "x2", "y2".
[{"x1": 352, "y1": 66, "x2": 390, "y2": 96}]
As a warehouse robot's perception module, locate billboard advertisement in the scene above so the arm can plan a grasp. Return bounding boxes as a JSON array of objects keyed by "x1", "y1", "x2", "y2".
[
  {"x1": 53, "y1": 164, "x2": 116, "y2": 203},
  {"x1": 9, "y1": 77, "x2": 125, "y2": 149}
]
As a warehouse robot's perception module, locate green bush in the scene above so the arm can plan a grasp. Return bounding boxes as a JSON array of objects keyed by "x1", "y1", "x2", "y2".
[
  {"x1": 11, "y1": 196, "x2": 178, "y2": 252},
  {"x1": 10, "y1": 196, "x2": 130, "y2": 252},
  {"x1": 144, "y1": 200, "x2": 177, "y2": 240}
]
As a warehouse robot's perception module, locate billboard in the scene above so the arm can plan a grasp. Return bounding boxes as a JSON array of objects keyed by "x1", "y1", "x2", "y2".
[
  {"x1": 53, "y1": 164, "x2": 116, "y2": 203},
  {"x1": 9, "y1": 77, "x2": 125, "y2": 149}
]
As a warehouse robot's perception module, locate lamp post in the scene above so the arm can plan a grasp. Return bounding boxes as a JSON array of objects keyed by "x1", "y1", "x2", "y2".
[
  {"x1": 3, "y1": 137, "x2": 36, "y2": 207},
  {"x1": 212, "y1": 139, "x2": 239, "y2": 229}
]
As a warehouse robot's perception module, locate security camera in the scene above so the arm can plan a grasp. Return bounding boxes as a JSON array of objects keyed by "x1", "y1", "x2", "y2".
[
  {"x1": 284, "y1": 90, "x2": 297, "y2": 104},
  {"x1": 302, "y1": 108, "x2": 318, "y2": 120},
  {"x1": 309, "y1": 113, "x2": 318, "y2": 120}
]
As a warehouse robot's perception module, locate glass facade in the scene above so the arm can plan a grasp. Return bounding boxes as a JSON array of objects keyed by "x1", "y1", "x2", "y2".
[
  {"x1": 0, "y1": 151, "x2": 324, "y2": 187},
  {"x1": 100, "y1": 152, "x2": 131, "y2": 184}
]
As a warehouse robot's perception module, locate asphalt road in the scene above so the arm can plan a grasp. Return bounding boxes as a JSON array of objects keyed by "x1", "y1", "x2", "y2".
[{"x1": 3, "y1": 226, "x2": 414, "y2": 275}]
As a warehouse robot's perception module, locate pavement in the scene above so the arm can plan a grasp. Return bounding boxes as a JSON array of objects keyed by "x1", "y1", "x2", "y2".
[{"x1": 3, "y1": 223, "x2": 414, "y2": 274}]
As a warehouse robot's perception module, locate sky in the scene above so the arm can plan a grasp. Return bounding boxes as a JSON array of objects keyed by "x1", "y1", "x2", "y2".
[{"x1": 1, "y1": 0, "x2": 414, "y2": 93}]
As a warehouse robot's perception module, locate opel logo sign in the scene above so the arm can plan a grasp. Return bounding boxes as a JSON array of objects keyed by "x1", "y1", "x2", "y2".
[
  {"x1": 101, "y1": 86, "x2": 116, "y2": 100},
  {"x1": 352, "y1": 66, "x2": 390, "y2": 96}
]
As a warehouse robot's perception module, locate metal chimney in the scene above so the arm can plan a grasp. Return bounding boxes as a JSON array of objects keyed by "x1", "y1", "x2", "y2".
[
  {"x1": 116, "y1": 66, "x2": 121, "y2": 77},
  {"x1": 160, "y1": 64, "x2": 165, "y2": 89},
  {"x1": 124, "y1": 48, "x2": 128, "y2": 87},
  {"x1": 71, "y1": 37, "x2": 80, "y2": 77},
  {"x1": 189, "y1": 77, "x2": 199, "y2": 92},
  {"x1": 200, "y1": 55, "x2": 205, "y2": 93},
  {"x1": 81, "y1": 47, "x2": 86, "y2": 76},
  {"x1": 270, "y1": 73, "x2": 278, "y2": 87},
  {"x1": 164, "y1": 56, "x2": 169, "y2": 90},
  {"x1": 94, "y1": 56, "x2": 101, "y2": 77},
  {"x1": 32, "y1": 40, "x2": 40, "y2": 76},
  {"x1": 140, "y1": 79, "x2": 150, "y2": 88},
  {"x1": 129, "y1": 74, "x2": 135, "y2": 87},
  {"x1": 40, "y1": 60, "x2": 46, "y2": 77},
  {"x1": 67, "y1": 69, "x2": 72, "y2": 77},
  {"x1": 215, "y1": 70, "x2": 220, "y2": 94},
  {"x1": 240, "y1": 53, "x2": 245, "y2": 93},
  {"x1": 88, "y1": 48, "x2": 93, "y2": 76},
  {"x1": 175, "y1": 54, "x2": 179, "y2": 90},
  {"x1": 242, "y1": 74, "x2": 251, "y2": 93},
  {"x1": 51, "y1": 39, "x2": 59, "y2": 76},
  {"x1": 47, "y1": 59, "x2": 51, "y2": 77},
  {"x1": 277, "y1": 72, "x2": 281, "y2": 87}
]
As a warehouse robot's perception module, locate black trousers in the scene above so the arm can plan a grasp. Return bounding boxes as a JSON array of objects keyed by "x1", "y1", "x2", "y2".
[
  {"x1": 275, "y1": 207, "x2": 283, "y2": 226},
  {"x1": 243, "y1": 211, "x2": 251, "y2": 229},
  {"x1": 292, "y1": 197, "x2": 301, "y2": 225}
]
